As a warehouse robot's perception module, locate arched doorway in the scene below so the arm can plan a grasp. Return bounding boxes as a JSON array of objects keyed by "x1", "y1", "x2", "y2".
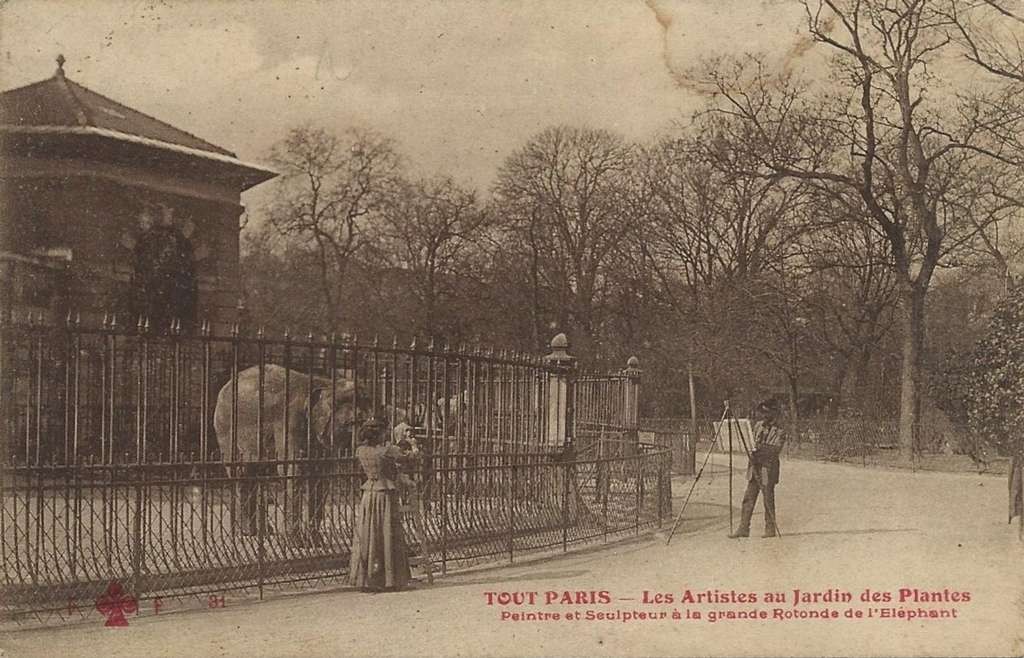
[{"x1": 131, "y1": 223, "x2": 198, "y2": 332}]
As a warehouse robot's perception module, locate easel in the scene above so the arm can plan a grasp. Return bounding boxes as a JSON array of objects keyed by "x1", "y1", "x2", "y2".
[
  {"x1": 666, "y1": 401, "x2": 781, "y2": 544},
  {"x1": 665, "y1": 402, "x2": 730, "y2": 545}
]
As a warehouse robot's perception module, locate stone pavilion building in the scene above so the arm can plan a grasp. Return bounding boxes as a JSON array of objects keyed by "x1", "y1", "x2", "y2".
[{"x1": 0, "y1": 55, "x2": 276, "y2": 332}]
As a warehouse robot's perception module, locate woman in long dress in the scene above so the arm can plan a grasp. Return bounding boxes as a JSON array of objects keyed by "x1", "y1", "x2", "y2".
[{"x1": 349, "y1": 418, "x2": 412, "y2": 592}]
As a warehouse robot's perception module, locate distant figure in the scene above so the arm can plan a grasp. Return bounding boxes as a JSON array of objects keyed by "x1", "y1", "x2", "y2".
[
  {"x1": 349, "y1": 418, "x2": 411, "y2": 592},
  {"x1": 730, "y1": 401, "x2": 787, "y2": 538}
]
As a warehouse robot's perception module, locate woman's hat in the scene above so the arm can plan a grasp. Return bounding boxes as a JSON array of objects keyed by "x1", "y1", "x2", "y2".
[{"x1": 359, "y1": 416, "x2": 385, "y2": 441}]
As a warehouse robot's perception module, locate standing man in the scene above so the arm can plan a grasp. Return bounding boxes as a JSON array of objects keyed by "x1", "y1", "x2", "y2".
[{"x1": 730, "y1": 401, "x2": 787, "y2": 538}]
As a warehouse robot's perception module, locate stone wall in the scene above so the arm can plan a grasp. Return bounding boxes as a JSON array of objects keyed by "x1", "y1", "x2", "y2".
[{"x1": 1, "y1": 163, "x2": 245, "y2": 330}]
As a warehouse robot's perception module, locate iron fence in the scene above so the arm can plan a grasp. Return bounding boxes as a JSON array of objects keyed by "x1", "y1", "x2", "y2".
[
  {"x1": 0, "y1": 316, "x2": 563, "y2": 467},
  {"x1": 669, "y1": 413, "x2": 951, "y2": 463},
  {"x1": 1, "y1": 446, "x2": 670, "y2": 625},
  {"x1": 638, "y1": 418, "x2": 696, "y2": 475},
  {"x1": 574, "y1": 362, "x2": 640, "y2": 434},
  {"x1": 0, "y1": 314, "x2": 668, "y2": 625}
]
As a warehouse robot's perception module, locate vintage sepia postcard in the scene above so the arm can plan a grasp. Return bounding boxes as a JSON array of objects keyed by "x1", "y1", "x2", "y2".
[{"x1": 0, "y1": 1, "x2": 1022, "y2": 656}]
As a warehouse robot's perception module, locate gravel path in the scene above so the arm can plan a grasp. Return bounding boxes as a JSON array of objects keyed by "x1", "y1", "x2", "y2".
[{"x1": 3, "y1": 455, "x2": 1022, "y2": 657}]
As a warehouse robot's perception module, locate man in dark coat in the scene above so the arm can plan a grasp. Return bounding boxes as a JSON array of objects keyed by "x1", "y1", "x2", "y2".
[{"x1": 730, "y1": 401, "x2": 787, "y2": 538}]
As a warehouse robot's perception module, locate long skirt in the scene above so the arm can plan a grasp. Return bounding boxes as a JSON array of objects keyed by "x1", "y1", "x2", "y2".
[{"x1": 349, "y1": 489, "x2": 411, "y2": 590}]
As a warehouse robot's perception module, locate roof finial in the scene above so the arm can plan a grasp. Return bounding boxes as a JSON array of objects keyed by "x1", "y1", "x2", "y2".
[{"x1": 55, "y1": 54, "x2": 66, "y2": 77}]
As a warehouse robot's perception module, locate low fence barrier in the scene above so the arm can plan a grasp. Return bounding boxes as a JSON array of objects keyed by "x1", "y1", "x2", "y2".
[
  {"x1": 655, "y1": 413, "x2": 958, "y2": 464},
  {"x1": 639, "y1": 418, "x2": 695, "y2": 475}
]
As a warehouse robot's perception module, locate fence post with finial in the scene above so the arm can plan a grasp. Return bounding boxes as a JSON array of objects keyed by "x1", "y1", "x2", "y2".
[
  {"x1": 622, "y1": 356, "x2": 641, "y2": 437},
  {"x1": 543, "y1": 333, "x2": 576, "y2": 448}
]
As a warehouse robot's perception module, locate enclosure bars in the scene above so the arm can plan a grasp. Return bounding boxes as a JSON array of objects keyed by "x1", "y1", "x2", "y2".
[
  {"x1": 0, "y1": 313, "x2": 663, "y2": 624},
  {"x1": 256, "y1": 327, "x2": 265, "y2": 600}
]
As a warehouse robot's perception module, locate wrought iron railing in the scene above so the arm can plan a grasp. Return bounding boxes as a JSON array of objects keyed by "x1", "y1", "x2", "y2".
[
  {"x1": 0, "y1": 314, "x2": 667, "y2": 626},
  {"x1": 1, "y1": 447, "x2": 670, "y2": 626}
]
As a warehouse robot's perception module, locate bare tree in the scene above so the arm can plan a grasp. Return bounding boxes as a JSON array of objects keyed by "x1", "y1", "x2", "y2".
[
  {"x1": 946, "y1": 0, "x2": 1024, "y2": 236},
  {"x1": 238, "y1": 223, "x2": 324, "y2": 334},
  {"x1": 743, "y1": 272, "x2": 818, "y2": 422},
  {"x1": 685, "y1": 1, "x2": 1024, "y2": 457},
  {"x1": 800, "y1": 215, "x2": 900, "y2": 411},
  {"x1": 643, "y1": 121, "x2": 817, "y2": 310},
  {"x1": 493, "y1": 125, "x2": 637, "y2": 356},
  {"x1": 267, "y1": 125, "x2": 401, "y2": 332},
  {"x1": 947, "y1": 0, "x2": 1024, "y2": 82},
  {"x1": 639, "y1": 117, "x2": 822, "y2": 412},
  {"x1": 373, "y1": 176, "x2": 486, "y2": 338}
]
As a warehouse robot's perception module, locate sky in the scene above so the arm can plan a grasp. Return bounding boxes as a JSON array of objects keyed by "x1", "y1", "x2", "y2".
[{"x1": 1, "y1": 0, "x2": 813, "y2": 203}]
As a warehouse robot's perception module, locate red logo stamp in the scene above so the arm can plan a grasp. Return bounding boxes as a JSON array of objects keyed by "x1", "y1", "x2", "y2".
[{"x1": 95, "y1": 581, "x2": 138, "y2": 627}]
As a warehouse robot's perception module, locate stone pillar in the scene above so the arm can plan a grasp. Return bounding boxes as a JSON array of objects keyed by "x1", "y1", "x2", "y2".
[
  {"x1": 622, "y1": 356, "x2": 641, "y2": 432},
  {"x1": 544, "y1": 333, "x2": 576, "y2": 447}
]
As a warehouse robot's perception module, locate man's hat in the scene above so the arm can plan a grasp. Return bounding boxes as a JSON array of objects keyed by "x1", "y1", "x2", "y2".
[{"x1": 756, "y1": 400, "x2": 779, "y2": 418}]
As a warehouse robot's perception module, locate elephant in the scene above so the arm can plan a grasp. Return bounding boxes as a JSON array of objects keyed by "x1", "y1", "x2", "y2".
[{"x1": 213, "y1": 364, "x2": 361, "y2": 543}]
